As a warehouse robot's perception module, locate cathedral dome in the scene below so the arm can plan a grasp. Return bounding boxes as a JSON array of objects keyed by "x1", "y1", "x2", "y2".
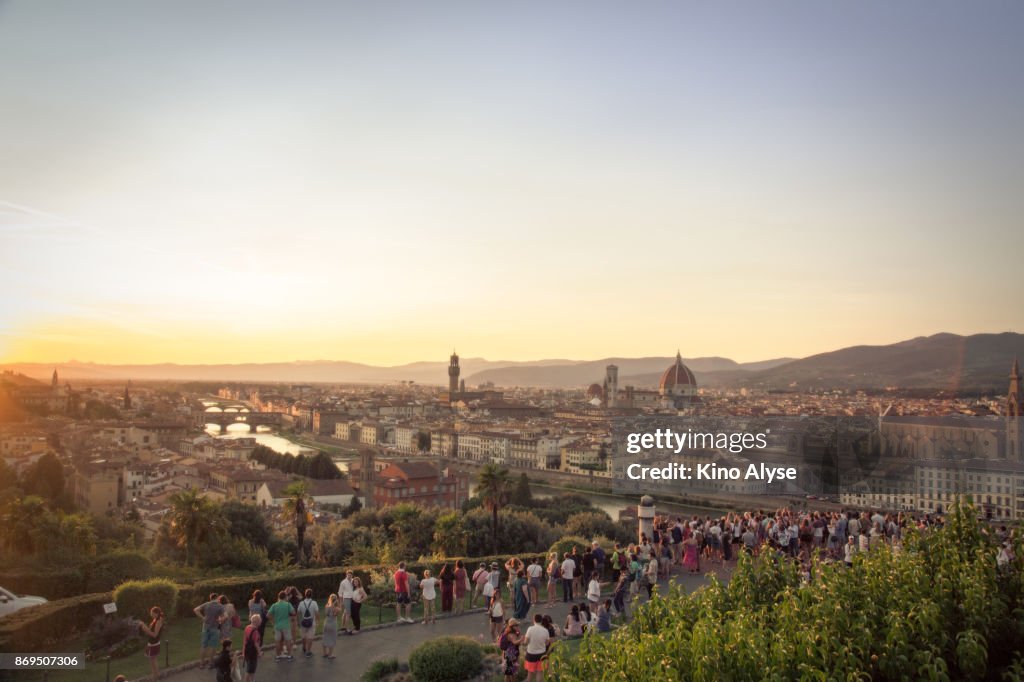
[
  {"x1": 586, "y1": 383, "x2": 604, "y2": 399},
  {"x1": 659, "y1": 352, "x2": 696, "y2": 391}
]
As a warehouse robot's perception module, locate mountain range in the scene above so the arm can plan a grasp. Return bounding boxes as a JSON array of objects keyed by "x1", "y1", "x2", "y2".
[{"x1": 1, "y1": 332, "x2": 1021, "y2": 391}]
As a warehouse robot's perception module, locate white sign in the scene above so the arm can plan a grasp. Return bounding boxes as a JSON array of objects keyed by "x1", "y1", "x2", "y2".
[{"x1": 103, "y1": 602, "x2": 117, "y2": 614}]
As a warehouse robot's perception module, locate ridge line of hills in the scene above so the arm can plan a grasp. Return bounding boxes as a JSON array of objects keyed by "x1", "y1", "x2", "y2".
[{"x1": 2, "y1": 332, "x2": 1021, "y2": 391}]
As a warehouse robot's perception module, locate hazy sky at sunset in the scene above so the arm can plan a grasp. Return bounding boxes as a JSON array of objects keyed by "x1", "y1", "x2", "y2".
[{"x1": 2, "y1": 1, "x2": 1022, "y2": 365}]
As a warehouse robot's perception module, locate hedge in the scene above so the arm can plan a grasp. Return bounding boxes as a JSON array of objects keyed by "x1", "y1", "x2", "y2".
[
  {"x1": 174, "y1": 553, "x2": 543, "y2": 616},
  {"x1": 0, "y1": 567, "x2": 88, "y2": 600},
  {"x1": 408, "y1": 636, "x2": 484, "y2": 682},
  {"x1": 0, "y1": 551, "x2": 153, "y2": 599},
  {"x1": 113, "y1": 579, "x2": 178, "y2": 621},
  {"x1": 0, "y1": 552, "x2": 545, "y2": 650},
  {"x1": 0, "y1": 592, "x2": 111, "y2": 653},
  {"x1": 88, "y1": 550, "x2": 154, "y2": 593}
]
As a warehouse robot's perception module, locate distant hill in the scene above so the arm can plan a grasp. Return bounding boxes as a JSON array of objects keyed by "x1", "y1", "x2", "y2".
[
  {"x1": 2, "y1": 332, "x2": 1019, "y2": 390},
  {"x1": 729, "y1": 332, "x2": 1024, "y2": 391},
  {"x1": 0, "y1": 358, "x2": 576, "y2": 385},
  {"x1": 466, "y1": 357, "x2": 793, "y2": 388}
]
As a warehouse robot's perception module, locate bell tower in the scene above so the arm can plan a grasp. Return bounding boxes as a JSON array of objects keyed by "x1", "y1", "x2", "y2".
[
  {"x1": 1008, "y1": 359, "x2": 1022, "y2": 461},
  {"x1": 605, "y1": 364, "x2": 618, "y2": 408},
  {"x1": 448, "y1": 350, "x2": 460, "y2": 399}
]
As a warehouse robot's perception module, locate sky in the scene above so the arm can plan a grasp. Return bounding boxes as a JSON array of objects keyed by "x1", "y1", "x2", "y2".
[{"x1": 1, "y1": 1, "x2": 1022, "y2": 366}]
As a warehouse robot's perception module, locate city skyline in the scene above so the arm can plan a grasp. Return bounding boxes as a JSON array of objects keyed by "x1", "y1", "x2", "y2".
[{"x1": 3, "y1": 1, "x2": 1023, "y2": 365}]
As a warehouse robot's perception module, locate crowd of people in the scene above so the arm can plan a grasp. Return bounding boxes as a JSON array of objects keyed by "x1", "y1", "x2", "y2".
[{"x1": 124, "y1": 505, "x2": 1017, "y2": 682}]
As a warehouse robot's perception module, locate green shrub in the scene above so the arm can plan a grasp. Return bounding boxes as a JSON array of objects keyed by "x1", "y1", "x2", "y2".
[
  {"x1": 408, "y1": 636, "x2": 483, "y2": 682},
  {"x1": 113, "y1": 578, "x2": 178, "y2": 621},
  {"x1": 361, "y1": 656, "x2": 400, "y2": 681},
  {"x1": 547, "y1": 535, "x2": 591, "y2": 560},
  {"x1": 0, "y1": 592, "x2": 111, "y2": 652},
  {"x1": 87, "y1": 550, "x2": 154, "y2": 592}
]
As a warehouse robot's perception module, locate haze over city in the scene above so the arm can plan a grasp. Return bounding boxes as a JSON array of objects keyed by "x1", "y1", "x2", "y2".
[{"x1": 2, "y1": 1, "x2": 1023, "y2": 366}]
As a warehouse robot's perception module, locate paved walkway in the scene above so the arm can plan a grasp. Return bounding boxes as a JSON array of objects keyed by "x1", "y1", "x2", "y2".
[{"x1": 159, "y1": 563, "x2": 733, "y2": 682}]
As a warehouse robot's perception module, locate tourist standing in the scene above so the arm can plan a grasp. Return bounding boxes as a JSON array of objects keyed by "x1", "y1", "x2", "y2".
[
  {"x1": 592, "y1": 541, "x2": 606, "y2": 581},
  {"x1": 247, "y1": 590, "x2": 268, "y2": 644},
  {"x1": 560, "y1": 553, "x2": 575, "y2": 602},
  {"x1": 394, "y1": 561, "x2": 413, "y2": 624},
  {"x1": 136, "y1": 606, "x2": 164, "y2": 682},
  {"x1": 454, "y1": 560, "x2": 468, "y2": 615},
  {"x1": 321, "y1": 593, "x2": 339, "y2": 659},
  {"x1": 297, "y1": 588, "x2": 318, "y2": 658},
  {"x1": 527, "y1": 557, "x2": 543, "y2": 605},
  {"x1": 267, "y1": 590, "x2": 295, "y2": 661},
  {"x1": 337, "y1": 570, "x2": 355, "y2": 634},
  {"x1": 241, "y1": 614, "x2": 262, "y2": 682},
  {"x1": 439, "y1": 562, "x2": 455, "y2": 613},
  {"x1": 193, "y1": 593, "x2": 225, "y2": 670},
  {"x1": 488, "y1": 587, "x2": 505, "y2": 640},
  {"x1": 472, "y1": 562, "x2": 489, "y2": 607},
  {"x1": 523, "y1": 613, "x2": 551, "y2": 682},
  {"x1": 513, "y1": 569, "x2": 531, "y2": 620},
  {"x1": 218, "y1": 595, "x2": 237, "y2": 642},
  {"x1": 499, "y1": 618, "x2": 523, "y2": 682},
  {"x1": 351, "y1": 577, "x2": 367, "y2": 633},
  {"x1": 545, "y1": 553, "x2": 559, "y2": 608},
  {"x1": 420, "y1": 569, "x2": 438, "y2": 625},
  {"x1": 213, "y1": 638, "x2": 234, "y2": 682}
]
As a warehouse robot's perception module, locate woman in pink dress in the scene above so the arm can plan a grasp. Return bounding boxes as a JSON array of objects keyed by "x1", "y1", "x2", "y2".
[{"x1": 682, "y1": 535, "x2": 700, "y2": 574}]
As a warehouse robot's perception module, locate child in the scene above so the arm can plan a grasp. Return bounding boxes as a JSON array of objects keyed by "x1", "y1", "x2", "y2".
[{"x1": 214, "y1": 638, "x2": 235, "y2": 682}]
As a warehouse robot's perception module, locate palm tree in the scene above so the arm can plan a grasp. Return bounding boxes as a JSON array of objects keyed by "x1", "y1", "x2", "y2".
[
  {"x1": 282, "y1": 480, "x2": 310, "y2": 564},
  {"x1": 477, "y1": 464, "x2": 511, "y2": 554},
  {"x1": 167, "y1": 488, "x2": 226, "y2": 566}
]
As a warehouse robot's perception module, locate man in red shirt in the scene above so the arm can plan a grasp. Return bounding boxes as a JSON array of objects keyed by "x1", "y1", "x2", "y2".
[{"x1": 394, "y1": 561, "x2": 413, "y2": 623}]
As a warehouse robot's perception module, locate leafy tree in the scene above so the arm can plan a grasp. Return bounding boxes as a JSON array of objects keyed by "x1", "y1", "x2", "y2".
[
  {"x1": 0, "y1": 458, "x2": 17, "y2": 491},
  {"x1": 432, "y1": 511, "x2": 468, "y2": 557},
  {"x1": 511, "y1": 473, "x2": 532, "y2": 506},
  {"x1": 220, "y1": 500, "x2": 271, "y2": 547},
  {"x1": 563, "y1": 510, "x2": 632, "y2": 545},
  {"x1": 415, "y1": 431, "x2": 432, "y2": 454},
  {"x1": 22, "y1": 452, "x2": 65, "y2": 500},
  {"x1": 342, "y1": 494, "x2": 362, "y2": 518},
  {"x1": 166, "y1": 488, "x2": 227, "y2": 566},
  {"x1": 477, "y1": 464, "x2": 511, "y2": 555},
  {"x1": 0, "y1": 495, "x2": 47, "y2": 552}
]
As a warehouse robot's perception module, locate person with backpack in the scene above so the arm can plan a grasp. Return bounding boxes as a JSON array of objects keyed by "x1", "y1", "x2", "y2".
[
  {"x1": 297, "y1": 588, "x2": 318, "y2": 658},
  {"x1": 241, "y1": 614, "x2": 262, "y2": 682},
  {"x1": 472, "y1": 562, "x2": 489, "y2": 607},
  {"x1": 498, "y1": 618, "x2": 523, "y2": 682}
]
